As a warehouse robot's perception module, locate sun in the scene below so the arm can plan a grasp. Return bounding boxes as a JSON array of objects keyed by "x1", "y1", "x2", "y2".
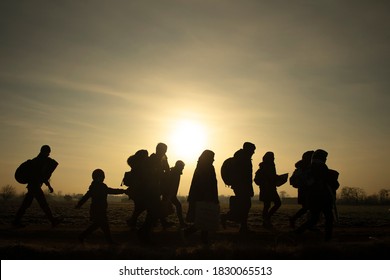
[{"x1": 169, "y1": 119, "x2": 207, "y2": 162}]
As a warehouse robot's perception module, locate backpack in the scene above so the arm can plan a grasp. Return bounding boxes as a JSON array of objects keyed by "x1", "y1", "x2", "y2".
[
  {"x1": 121, "y1": 171, "x2": 135, "y2": 187},
  {"x1": 289, "y1": 168, "x2": 303, "y2": 188},
  {"x1": 220, "y1": 157, "x2": 237, "y2": 186},
  {"x1": 15, "y1": 159, "x2": 33, "y2": 184},
  {"x1": 254, "y1": 168, "x2": 263, "y2": 186}
]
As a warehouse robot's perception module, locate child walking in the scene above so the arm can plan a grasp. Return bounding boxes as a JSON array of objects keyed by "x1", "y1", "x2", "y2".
[{"x1": 76, "y1": 169, "x2": 126, "y2": 244}]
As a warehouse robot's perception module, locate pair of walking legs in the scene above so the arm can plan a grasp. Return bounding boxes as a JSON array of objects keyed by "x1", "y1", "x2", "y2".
[
  {"x1": 14, "y1": 187, "x2": 62, "y2": 227},
  {"x1": 223, "y1": 195, "x2": 251, "y2": 232},
  {"x1": 295, "y1": 204, "x2": 334, "y2": 241},
  {"x1": 262, "y1": 197, "x2": 281, "y2": 228},
  {"x1": 79, "y1": 219, "x2": 113, "y2": 243}
]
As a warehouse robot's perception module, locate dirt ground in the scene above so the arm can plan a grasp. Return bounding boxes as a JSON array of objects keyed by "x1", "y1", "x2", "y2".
[{"x1": 1, "y1": 200, "x2": 390, "y2": 260}]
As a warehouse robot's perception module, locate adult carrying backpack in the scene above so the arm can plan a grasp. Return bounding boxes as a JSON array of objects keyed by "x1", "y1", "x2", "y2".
[
  {"x1": 15, "y1": 159, "x2": 33, "y2": 184},
  {"x1": 221, "y1": 157, "x2": 237, "y2": 186}
]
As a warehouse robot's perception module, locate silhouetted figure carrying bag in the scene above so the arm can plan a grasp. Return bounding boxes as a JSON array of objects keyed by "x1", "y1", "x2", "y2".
[{"x1": 13, "y1": 145, "x2": 62, "y2": 228}]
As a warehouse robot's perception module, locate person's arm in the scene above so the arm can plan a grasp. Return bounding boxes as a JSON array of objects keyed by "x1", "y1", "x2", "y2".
[
  {"x1": 44, "y1": 180, "x2": 54, "y2": 193},
  {"x1": 107, "y1": 188, "x2": 126, "y2": 195},
  {"x1": 75, "y1": 191, "x2": 91, "y2": 209}
]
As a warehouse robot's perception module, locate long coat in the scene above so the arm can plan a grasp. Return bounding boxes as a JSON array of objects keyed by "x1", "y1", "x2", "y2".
[
  {"x1": 255, "y1": 161, "x2": 279, "y2": 202},
  {"x1": 186, "y1": 162, "x2": 218, "y2": 222}
]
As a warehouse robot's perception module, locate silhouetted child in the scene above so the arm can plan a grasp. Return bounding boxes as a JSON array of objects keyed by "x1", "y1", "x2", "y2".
[{"x1": 76, "y1": 169, "x2": 126, "y2": 244}]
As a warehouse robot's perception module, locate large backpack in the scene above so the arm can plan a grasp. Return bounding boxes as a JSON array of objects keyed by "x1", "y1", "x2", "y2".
[
  {"x1": 14, "y1": 159, "x2": 33, "y2": 184},
  {"x1": 121, "y1": 170, "x2": 135, "y2": 187},
  {"x1": 289, "y1": 168, "x2": 304, "y2": 188},
  {"x1": 254, "y1": 167, "x2": 266, "y2": 186},
  {"x1": 220, "y1": 157, "x2": 237, "y2": 186}
]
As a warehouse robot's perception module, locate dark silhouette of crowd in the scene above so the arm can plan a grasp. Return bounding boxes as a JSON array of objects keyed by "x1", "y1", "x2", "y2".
[{"x1": 12, "y1": 143, "x2": 340, "y2": 244}]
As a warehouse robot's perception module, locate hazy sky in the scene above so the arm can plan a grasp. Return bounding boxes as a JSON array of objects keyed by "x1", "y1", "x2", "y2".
[{"x1": 1, "y1": 0, "x2": 389, "y2": 198}]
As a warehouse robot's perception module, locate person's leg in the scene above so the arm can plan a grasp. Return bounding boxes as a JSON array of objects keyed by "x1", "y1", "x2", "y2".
[
  {"x1": 289, "y1": 206, "x2": 308, "y2": 228},
  {"x1": 184, "y1": 224, "x2": 198, "y2": 237},
  {"x1": 268, "y1": 196, "x2": 281, "y2": 219},
  {"x1": 35, "y1": 188, "x2": 63, "y2": 226},
  {"x1": 323, "y1": 204, "x2": 334, "y2": 241},
  {"x1": 34, "y1": 189, "x2": 54, "y2": 219},
  {"x1": 172, "y1": 197, "x2": 186, "y2": 227},
  {"x1": 201, "y1": 230, "x2": 209, "y2": 245},
  {"x1": 239, "y1": 196, "x2": 251, "y2": 232},
  {"x1": 100, "y1": 219, "x2": 113, "y2": 243},
  {"x1": 138, "y1": 195, "x2": 159, "y2": 243},
  {"x1": 14, "y1": 191, "x2": 34, "y2": 226},
  {"x1": 295, "y1": 209, "x2": 320, "y2": 234},
  {"x1": 225, "y1": 195, "x2": 239, "y2": 222},
  {"x1": 127, "y1": 200, "x2": 146, "y2": 228},
  {"x1": 262, "y1": 201, "x2": 271, "y2": 226},
  {"x1": 79, "y1": 222, "x2": 100, "y2": 242}
]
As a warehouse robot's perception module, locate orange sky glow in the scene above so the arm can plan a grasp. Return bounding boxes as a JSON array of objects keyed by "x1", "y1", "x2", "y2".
[{"x1": 0, "y1": 1, "x2": 389, "y2": 198}]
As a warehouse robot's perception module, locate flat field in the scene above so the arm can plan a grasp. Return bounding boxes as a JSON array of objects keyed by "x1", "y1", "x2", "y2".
[{"x1": 1, "y1": 198, "x2": 390, "y2": 260}]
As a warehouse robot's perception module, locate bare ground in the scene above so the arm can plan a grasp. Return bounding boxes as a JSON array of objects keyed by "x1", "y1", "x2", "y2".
[{"x1": 1, "y1": 200, "x2": 390, "y2": 260}]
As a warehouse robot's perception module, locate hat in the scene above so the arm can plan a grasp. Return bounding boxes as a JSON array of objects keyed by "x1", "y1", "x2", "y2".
[
  {"x1": 198, "y1": 150, "x2": 215, "y2": 163},
  {"x1": 263, "y1": 151, "x2": 274, "y2": 162},
  {"x1": 302, "y1": 150, "x2": 314, "y2": 162},
  {"x1": 312, "y1": 149, "x2": 328, "y2": 163},
  {"x1": 243, "y1": 142, "x2": 256, "y2": 152}
]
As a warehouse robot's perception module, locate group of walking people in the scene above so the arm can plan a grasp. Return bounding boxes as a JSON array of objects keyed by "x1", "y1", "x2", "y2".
[{"x1": 12, "y1": 142, "x2": 339, "y2": 244}]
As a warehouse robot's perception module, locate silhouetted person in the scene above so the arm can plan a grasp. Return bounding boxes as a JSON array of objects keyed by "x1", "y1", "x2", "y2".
[
  {"x1": 295, "y1": 149, "x2": 340, "y2": 241},
  {"x1": 221, "y1": 142, "x2": 256, "y2": 233},
  {"x1": 288, "y1": 150, "x2": 314, "y2": 228},
  {"x1": 76, "y1": 169, "x2": 126, "y2": 244},
  {"x1": 151, "y1": 143, "x2": 172, "y2": 228},
  {"x1": 160, "y1": 160, "x2": 186, "y2": 228},
  {"x1": 125, "y1": 149, "x2": 149, "y2": 229},
  {"x1": 13, "y1": 145, "x2": 63, "y2": 227},
  {"x1": 255, "y1": 151, "x2": 282, "y2": 228},
  {"x1": 185, "y1": 150, "x2": 219, "y2": 244},
  {"x1": 137, "y1": 142, "x2": 170, "y2": 243}
]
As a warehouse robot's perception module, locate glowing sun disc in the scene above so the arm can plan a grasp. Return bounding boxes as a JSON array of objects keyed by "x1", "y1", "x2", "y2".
[{"x1": 169, "y1": 120, "x2": 207, "y2": 161}]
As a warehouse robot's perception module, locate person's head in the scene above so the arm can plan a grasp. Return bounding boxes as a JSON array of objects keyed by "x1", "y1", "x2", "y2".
[
  {"x1": 262, "y1": 151, "x2": 274, "y2": 163},
  {"x1": 302, "y1": 150, "x2": 314, "y2": 163},
  {"x1": 127, "y1": 149, "x2": 149, "y2": 167},
  {"x1": 39, "y1": 145, "x2": 51, "y2": 157},
  {"x1": 198, "y1": 150, "x2": 215, "y2": 165},
  {"x1": 312, "y1": 149, "x2": 328, "y2": 163},
  {"x1": 156, "y1": 142, "x2": 168, "y2": 156},
  {"x1": 175, "y1": 160, "x2": 185, "y2": 170},
  {"x1": 243, "y1": 142, "x2": 256, "y2": 156},
  {"x1": 174, "y1": 160, "x2": 185, "y2": 173},
  {"x1": 92, "y1": 169, "x2": 105, "y2": 183}
]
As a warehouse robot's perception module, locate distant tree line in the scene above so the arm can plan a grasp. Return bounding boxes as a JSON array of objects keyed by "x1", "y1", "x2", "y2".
[
  {"x1": 337, "y1": 187, "x2": 390, "y2": 205},
  {"x1": 2, "y1": 184, "x2": 390, "y2": 205}
]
